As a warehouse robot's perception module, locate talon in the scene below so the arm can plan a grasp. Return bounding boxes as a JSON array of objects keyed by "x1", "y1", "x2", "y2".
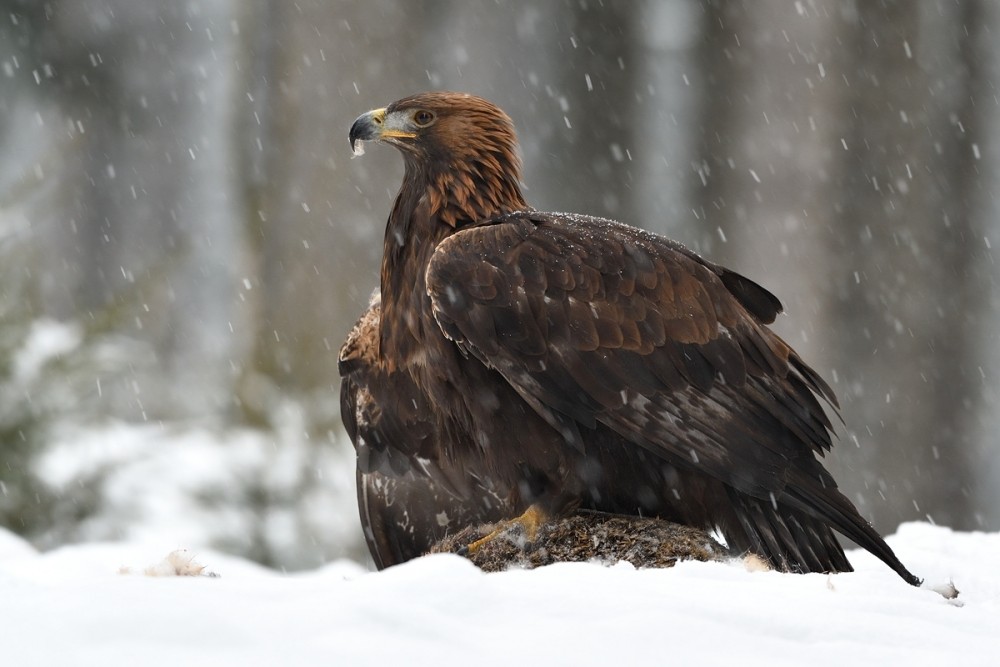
[
  {"x1": 465, "y1": 505, "x2": 548, "y2": 555},
  {"x1": 465, "y1": 525, "x2": 503, "y2": 556}
]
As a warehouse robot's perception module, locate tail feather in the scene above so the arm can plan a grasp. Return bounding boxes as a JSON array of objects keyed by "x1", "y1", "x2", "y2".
[
  {"x1": 782, "y1": 477, "x2": 922, "y2": 586},
  {"x1": 723, "y1": 477, "x2": 922, "y2": 587},
  {"x1": 726, "y1": 488, "x2": 853, "y2": 574}
]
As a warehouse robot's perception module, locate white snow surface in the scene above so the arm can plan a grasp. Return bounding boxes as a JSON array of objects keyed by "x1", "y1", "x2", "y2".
[{"x1": 1, "y1": 522, "x2": 996, "y2": 666}]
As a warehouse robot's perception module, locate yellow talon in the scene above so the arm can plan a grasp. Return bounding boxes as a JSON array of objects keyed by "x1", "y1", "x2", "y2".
[{"x1": 466, "y1": 505, "x2": 548, "y2": 554}]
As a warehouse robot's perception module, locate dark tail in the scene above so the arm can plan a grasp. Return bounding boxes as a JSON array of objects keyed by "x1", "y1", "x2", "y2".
[
  {"x1": 727, "y1": 485, "x2": 922, "y2": 587},
  {"x1": 784, "y1": 480, "x2": 922, "y2": 586}
]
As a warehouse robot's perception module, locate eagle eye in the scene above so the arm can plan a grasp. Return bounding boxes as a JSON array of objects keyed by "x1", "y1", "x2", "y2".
[{"x1": 413, "y1": 110, "x2": 436, "y2": 127}]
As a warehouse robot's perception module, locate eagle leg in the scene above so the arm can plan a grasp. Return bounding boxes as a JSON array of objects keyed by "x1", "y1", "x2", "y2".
[{"x1": 464, "y1": 505, "x2": 548, "y2": 555}]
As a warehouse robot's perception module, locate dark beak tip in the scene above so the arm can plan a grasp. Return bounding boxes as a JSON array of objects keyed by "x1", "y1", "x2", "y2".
[
  {"x1": 349, "y1": 113, "x2": 374, "y2": 156},
  {"x1": 348, "y1": 111, "x2": 379, "y2": 157}
]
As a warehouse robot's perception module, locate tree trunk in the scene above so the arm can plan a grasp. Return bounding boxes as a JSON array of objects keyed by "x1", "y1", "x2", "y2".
[{"x1": 827, "y1": 0, "x2": 986, "y2": 530}]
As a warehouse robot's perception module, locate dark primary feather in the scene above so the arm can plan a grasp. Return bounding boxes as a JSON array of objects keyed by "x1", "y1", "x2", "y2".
[
  {"x1": 355, "y1": 465, "x2": 508, "y2": 570},
  {"x1": 344, "y1": 91, "x2": 920, "y2": 586}
]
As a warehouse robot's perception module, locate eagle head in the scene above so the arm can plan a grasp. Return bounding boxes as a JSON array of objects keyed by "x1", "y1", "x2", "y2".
[{"x1": 350, "y1": 92, "x2": 528, "y2": 226}]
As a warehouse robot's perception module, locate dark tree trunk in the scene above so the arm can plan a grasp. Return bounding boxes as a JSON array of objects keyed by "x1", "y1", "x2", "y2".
[{"x1": 827, "y1": 0, "x2": 986, "y2": 530}]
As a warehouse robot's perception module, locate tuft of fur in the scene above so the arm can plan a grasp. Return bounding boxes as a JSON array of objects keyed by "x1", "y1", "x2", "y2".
[
  {"x1": 118, "y1": 549, "x2": 219, "y2": 578},
  {"x1": 929, "y1": 580, "x2": 960, "y2": 601},
  {"x1": 742, "y1": 553, "x2": 772, "y2": 573}
]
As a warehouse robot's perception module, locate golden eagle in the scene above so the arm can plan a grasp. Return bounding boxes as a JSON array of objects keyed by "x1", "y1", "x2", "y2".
[{"x1": 342, "y1": 91, "x2": 920, "y2": 586}]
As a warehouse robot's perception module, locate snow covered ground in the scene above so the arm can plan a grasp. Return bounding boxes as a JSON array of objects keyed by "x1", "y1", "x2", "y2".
[{"x1": 1, "y1": 522, "x2": 996, "y2": 666}]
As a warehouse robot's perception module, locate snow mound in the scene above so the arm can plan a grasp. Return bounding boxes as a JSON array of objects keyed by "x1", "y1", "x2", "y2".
[
  {"x1": 0, "y1": 522, "x2": 996, "y2": 666},
  {"x1": 0, "y1": 529, "x2": 36, "y2": 561}
]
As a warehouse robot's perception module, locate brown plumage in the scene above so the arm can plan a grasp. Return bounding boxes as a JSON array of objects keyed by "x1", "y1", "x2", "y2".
[
  {"x1": 340, "y1": 294, "x2": 510, "y2": 568},
  {"x1": 342, "y1": 91, "x2": 920, "y2": 586}
]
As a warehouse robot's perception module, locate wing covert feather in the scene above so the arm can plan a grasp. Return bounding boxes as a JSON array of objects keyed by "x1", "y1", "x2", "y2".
[{"x1": 427, "y1": 212, "x2": 836, "y2": 498}]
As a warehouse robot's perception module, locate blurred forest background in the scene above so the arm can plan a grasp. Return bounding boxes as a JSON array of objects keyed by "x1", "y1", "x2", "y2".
[{"x1": 1, "y1": 0, "x2": 997, "y2": 569}]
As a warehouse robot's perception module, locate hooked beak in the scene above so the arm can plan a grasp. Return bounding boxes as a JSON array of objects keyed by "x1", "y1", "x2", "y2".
[{"x1": 349, "y1": 107, "x2": 417, "y2": 156}]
